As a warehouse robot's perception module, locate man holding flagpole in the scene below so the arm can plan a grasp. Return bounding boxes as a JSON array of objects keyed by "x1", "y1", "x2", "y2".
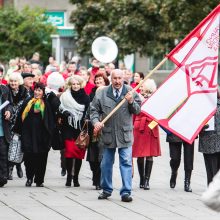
[{"x1": 90, "y1": 69, "x2": 141, "y2": 202}]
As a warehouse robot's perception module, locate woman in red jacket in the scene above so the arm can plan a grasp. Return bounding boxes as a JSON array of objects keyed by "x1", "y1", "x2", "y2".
[
  {"x1": 130, "y1": 72, "x2": 144, "y2": 93},
  {"x1": 132, "y1": 79, "x2": 161, "y2": 190}
]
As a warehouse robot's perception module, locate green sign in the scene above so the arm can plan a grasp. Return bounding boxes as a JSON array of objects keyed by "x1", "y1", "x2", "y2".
[{"x1": 45, "y1": 11, "x2": 65, "y2": 27}]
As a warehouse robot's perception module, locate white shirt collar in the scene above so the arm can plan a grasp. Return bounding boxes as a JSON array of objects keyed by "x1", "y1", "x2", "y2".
[{"x1": 112, "y1": 86, "x2": 123, "y2": 97}]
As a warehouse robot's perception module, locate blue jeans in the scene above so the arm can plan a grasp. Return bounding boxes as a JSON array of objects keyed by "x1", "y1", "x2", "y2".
[{"x1": 100, "y1": 147, "x2": 132, "y2": 196}]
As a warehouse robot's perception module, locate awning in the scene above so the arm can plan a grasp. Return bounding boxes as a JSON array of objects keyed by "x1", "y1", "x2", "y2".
[{"x1": 57, "y1": 28, "x2": 76, "y2": 37}]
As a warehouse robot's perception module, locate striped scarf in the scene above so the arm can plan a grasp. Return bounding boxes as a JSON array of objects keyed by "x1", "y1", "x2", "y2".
[{"x1": 22, "y1": 98, "x2": 45, "y2": 122}]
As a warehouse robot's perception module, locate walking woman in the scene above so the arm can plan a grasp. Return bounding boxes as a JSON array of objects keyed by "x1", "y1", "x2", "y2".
[
  {"x1": 166, "y1": 134, "x2": 194, "y2": 192},
  {"x1": 14, "y1": 83, "x2": 57, "y2": 187},
  {"x1": 86, "y1": 72, "x2": 109, "y2": 190},
  {"x1": 132, "y1": 79, "x2": 161, "y2": 190},
  {"x1": 199, "y1": 90, "x2": 220, "y2": 185},
  {"x1": 60, "y1": 75, "x2": 90, "y2": 187},
  {"x1": 7, "y1": 72, "x2": 28, "y2": 180}
]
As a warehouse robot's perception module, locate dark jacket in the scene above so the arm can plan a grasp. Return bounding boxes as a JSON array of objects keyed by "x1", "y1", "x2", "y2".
[
  {"x1": 89, "y1": 87, "x2": 97, "y2": 102},
  {"x1": 8, "y1": 85, "x2": 28, "y2": 105},
  {"x1": 14, "y1": 96, "x2": 56, "y2": 153},
  {"x1": 7, "y1": 85, "x2": 29, "y2": 131},
  {"x1": 86, "y1": 86, "x2": 102, "y2": 162},
  {"x1": 166, "y1": 133, "x2": 183, "y2": 143},
  {"x1": 0, "y1": 85, "x2": 13, "y2": 143},
  {"x1": 199, "y1": 98, "x2": 220, "y2": 154}
]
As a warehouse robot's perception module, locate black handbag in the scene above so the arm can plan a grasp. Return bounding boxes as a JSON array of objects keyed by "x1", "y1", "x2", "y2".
[{"x1": 51, "y1": 126, "x2": 64, "y2": 150}]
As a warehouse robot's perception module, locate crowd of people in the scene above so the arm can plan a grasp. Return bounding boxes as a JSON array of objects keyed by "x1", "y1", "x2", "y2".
[{"x1": 0, "y1": 52, "x2": 219, "y2": 204}]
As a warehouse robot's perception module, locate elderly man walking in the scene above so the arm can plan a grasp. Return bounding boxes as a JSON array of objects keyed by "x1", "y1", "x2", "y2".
[{"x1": 90, "y1": 69, "x2": 141, "y2": 202}]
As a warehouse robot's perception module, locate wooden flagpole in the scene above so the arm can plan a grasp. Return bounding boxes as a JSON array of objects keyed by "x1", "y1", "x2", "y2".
[{"x1": 101, "y1": 57, "x2": 168, "y2": 125}]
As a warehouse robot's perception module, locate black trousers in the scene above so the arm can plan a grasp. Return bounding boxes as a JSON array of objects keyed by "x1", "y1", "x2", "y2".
[
  {"x1": 24, "y1": 152, "x2": 48, "y2": 184},
  {"x1": 60, "y1": 149, "x2": 66, "y2": 170},
  {"x1": 0, "y1": 137, "x2": 8, "y2": 184},
  {"x1": 169, "y1": 142, "x2": 194, "y2": 172},
  {"x1": 89, "y1": 161, "x2": 101, "y2": 186},
  {"x1": 203, "y1": 152, "x2": 220, "y2": 185},
  {"x1": 66, "y1": 158, "x2": 82, "y2": 177}
]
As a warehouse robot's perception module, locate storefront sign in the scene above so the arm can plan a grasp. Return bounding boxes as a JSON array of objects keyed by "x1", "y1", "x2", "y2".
[{"x1": 45, "y1": 11, "x2": 65, "y2": 27}]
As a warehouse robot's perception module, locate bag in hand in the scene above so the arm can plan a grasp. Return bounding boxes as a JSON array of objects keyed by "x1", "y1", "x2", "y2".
[
  {"x1": 75, "y1": 120, "x2": 90, "y2": 149},
  {"x1": 8, "y1": 134, "x2": 23, "y2": 163}
]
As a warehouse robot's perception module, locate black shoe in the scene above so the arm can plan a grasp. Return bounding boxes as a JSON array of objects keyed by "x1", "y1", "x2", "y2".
[
  {"x1": 7, "y1": 174, "x2": 13, "y2": 180},
  {"x1": 184, "y1": 181, "x2": 192, "y2": 192},
  {"x1": 170, "y1": 172, "x2": 177, "y2": 189},
  {"x1": 16, "y1": 165, "x2": 23, "y2": 178},
  {"x1": 8, "y1": 166, "x2": 13, "y2": 180},
  {"x1": 61, "y1": 168, "x2": 66, "y2": 177},
  {"x1": 95, "y1": 185, "x2": 102, "y2": 190},
  {"x1": 139, "y1": 177, "x2": 145, "y2": 188},
  {"x1": 73, "y1": 176, "x2": 80, "y2": 187},
  {"x1": 144, "y1": 179, "x2": 150, "y2": 190},
  {"x1": 65, "y1": 175, "x2": 72, "y2": 187},
  {"x1": 98, "y1": 192, "x2": 111, "y2": 200},
  {"x1": 0, "y1": 178, "x2": 7, "y2": 187},
  {"x1": 184, "y1": 171, "x2": 192, "y2": 192},
  {"x1": 121, "y1": 194, "x2": 133, "y2": 202},
  {"x1": 25, "y1": 179, "x2": 33, "y2": 187},
  {"x1": 74, "y1": 181, "x2": 80, "y2": 187},
  {"x1": 36, "y1": 183, "x2": 44, "y2": 187}
]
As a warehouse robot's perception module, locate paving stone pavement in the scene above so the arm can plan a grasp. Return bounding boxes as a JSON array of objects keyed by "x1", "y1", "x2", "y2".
[{"x1": 0, "y1": 131, "x2": 219, "y2": 220}]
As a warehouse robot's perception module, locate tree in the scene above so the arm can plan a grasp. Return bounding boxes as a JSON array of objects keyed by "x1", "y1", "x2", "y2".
[
  {"x1": 69, "y1": 0, "x2": 219, "y2": 58},
  {"x1": 160, "y1": 0, "x2": 219, "y2": 44},
  {"x1": 0, "y1": 7, "x2": 55, "y2": 63},
  {"x1": 70, "y1": 0, "x2": 163, "y2": 57}
]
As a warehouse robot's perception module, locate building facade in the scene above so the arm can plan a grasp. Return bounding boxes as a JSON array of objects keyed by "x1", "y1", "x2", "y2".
[
  {"x1": 4, "y1": 0, "x2": 77, "y2": 64},
  {"x1": 1, "y1": 0, "x2": 172, "y2": 84}
]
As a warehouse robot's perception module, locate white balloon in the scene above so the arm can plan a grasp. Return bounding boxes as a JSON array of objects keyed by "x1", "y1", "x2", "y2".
[{"x1": 92, "y1": 36, "x2": 118, "y2": 63}]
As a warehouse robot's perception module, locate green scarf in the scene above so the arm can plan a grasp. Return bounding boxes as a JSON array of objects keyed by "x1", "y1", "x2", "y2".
[{"x1": 22, "y1": 98, "x2": 45, "y2": 122}]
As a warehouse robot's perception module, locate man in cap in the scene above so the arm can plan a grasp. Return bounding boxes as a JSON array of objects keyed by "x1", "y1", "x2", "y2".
[{"x1": 21, "y1": 73, "x2": 35, "y2": 98}]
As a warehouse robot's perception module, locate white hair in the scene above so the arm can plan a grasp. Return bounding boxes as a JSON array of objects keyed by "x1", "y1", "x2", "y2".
[
  {"x1": 142, "y1": 78, "x2": 157, "y2": 93},
  {"x1": 8, "y1": 72, "x2": 23, "y2": 85},
  {"x1": 71, "y1": 56, "x2": 80, "y2": 63},
  {"x1": 9, "y1": 59, "x2": 16, "y2": 65},
  {"x1": 111, "y1": 69, "x2": 123, "y2": 78},
  {"x1": 47, "y1": 72, "x2": 65, "y2": 91}
]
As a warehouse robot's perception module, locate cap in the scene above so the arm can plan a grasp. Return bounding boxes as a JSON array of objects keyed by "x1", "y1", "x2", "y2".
[{"x1": 21, "y1": 72, "x2": 35, "y2": 79}]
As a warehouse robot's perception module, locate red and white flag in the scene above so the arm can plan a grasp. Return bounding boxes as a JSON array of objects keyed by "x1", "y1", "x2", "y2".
[{"x1": 141, "y1": 4, "x2": 220, "y2": 144}]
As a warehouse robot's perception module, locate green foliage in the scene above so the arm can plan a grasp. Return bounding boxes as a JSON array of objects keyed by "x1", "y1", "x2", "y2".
[
  {"x1": 0, "y1": 7, "x2": 55, "y2": 63},
  {"x1": 160, "y1": 0, "x2": 219, "y2": 42},
  {"x1": 69, "y1": 0, "x2": 219, "y2": 58}
]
